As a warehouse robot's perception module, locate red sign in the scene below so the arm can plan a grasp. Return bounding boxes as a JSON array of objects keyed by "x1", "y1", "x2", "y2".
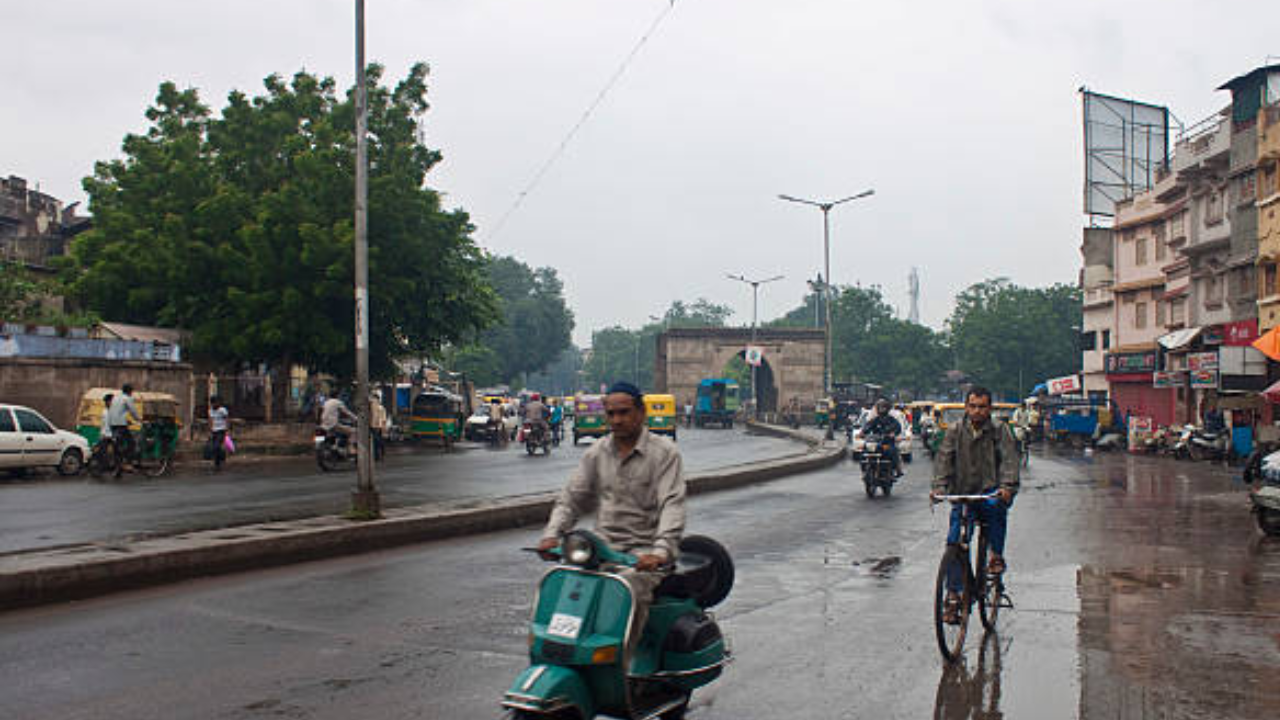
[
  {"x1": 1188, "y1": 351, "x2": 1219, "y2": 372},
  {"x1": 1222, "y1": 319, "x2": 1259, "y2": 346},
  {"x1": 1047, "y1": 374, "x2": 1082, "y2": 395}
]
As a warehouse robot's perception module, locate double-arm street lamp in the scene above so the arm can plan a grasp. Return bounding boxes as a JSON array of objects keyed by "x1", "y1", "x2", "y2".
[
  {"x1": 726, "y1": 273, "x2": 784, "y2": 418},
  {"x1": 777, "y1": 190, "x2": 875, "y2": 398}
]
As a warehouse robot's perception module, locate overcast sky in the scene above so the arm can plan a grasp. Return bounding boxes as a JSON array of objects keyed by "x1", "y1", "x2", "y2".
[{"x1": 7, "y1": 1, "x2": 1279, "y2": 346}]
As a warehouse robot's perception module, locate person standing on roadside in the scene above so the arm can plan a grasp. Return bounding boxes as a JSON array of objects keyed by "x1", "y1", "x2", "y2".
[
  {"x1": 208, "y1": 395, "x2": 230, "y2": 470},
  {"x1": 370, "y1": 390, "x2": 389, "y2": 461}
]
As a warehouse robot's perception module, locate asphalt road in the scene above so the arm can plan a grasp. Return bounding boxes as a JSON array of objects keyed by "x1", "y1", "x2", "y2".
[
  {"x1": 2, "y1": 447, "x2": 1276, "y2": 719},
  {"x1": 0, "y1": 427, "x2": 802, "y2": 554}
]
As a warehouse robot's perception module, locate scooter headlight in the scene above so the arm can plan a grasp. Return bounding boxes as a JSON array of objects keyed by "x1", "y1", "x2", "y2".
[{"x1": 562, "y1": 532, "x2": 597, "y2": 567}]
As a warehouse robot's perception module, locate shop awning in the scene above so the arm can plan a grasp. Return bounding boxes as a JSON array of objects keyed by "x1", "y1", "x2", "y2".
[
  {"x1": 1254, "y1": 326, "x2": 1280, "y2": 361},
  {"x1": 1157, "y1": 327, "x2": 1202, "y2": 350},
  {"x1": 1262, "y1": 379, "x2": 1280, "y2": 404}
]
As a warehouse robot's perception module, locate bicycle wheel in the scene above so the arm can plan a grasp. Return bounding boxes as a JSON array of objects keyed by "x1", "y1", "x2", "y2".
[
  {"x1": 976, "y1": 530, "x2": 1003, "y2": 631},
  {"x1": 934, "y1": 545, "x2": 973, "y2": 663},
  {"x1": 140, "y1": 451, "x2": 171, "y2": 478},
  {"x1": 87, "y1": 443, "x2": 114, "y2": 478}
]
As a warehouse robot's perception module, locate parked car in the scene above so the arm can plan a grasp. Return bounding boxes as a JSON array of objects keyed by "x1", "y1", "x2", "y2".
[{"x1": 0, "y1": 403, "x2": 91, "y2": 476}]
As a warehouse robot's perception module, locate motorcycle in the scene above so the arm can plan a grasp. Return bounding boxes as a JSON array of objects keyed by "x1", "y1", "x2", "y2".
[
  {"x1": 1246, "y1": 449, "x2": 1280, "y2": 536},
  {"x1": 859, "y1": 433, "x2": 899, "y2": 498},
  {"x1": 504, "y1": 531, "x2": 733, "y2": 719},
  {"x1": 315, "y1": 425, "x2": 358, "y2": 471},
  {"x1": 524, "y1": 421, "x2": 552, "y2": 456},
  {"x1": 1188, "y1": 426, "x2": 1229, "y2": 462}
]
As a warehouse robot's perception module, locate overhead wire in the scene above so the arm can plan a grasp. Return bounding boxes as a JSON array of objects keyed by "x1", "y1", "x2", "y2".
[{"x1": 485, "y1": 1, "x2": 678, "y2": 241}]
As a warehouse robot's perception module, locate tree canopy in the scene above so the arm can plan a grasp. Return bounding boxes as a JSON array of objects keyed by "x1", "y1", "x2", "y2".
[
  {"x1": 447, "y1": 255, "x2": 574, "y2": 387},
  {"x1": 69, "y1": 64, "x2": 497, "y2": 379}
]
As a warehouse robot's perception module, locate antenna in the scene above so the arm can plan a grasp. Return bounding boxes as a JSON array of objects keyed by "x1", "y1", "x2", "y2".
[{"x1": 908, "y1": 267, "x2": 921, "y2": 324}]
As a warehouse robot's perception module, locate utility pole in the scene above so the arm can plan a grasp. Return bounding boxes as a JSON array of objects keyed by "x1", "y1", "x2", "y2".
[
  {"x1": 726, "y1": 273, "x2": 784, "y2": 418},
  {"x1": 350, "y1": 0, "x2": 379, "y2": 517},
  {"x1": 779, "y1": 190, "x2": 874, "y2": 440}
]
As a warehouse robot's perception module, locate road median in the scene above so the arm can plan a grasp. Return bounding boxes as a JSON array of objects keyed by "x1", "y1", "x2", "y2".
[{"x1": 0, "y1": 425, "x2": 844, "y2": 611}]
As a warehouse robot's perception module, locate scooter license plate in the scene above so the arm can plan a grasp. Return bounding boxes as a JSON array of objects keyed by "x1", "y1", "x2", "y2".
[{"x1": 547, "y1": 613, "x2": 583, "y2": 640}]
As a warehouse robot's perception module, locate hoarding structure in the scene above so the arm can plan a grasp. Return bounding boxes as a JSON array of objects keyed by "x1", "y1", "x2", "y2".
[{"x1": 1081, "y1": 90, "x2": 1170, "y2": 222}]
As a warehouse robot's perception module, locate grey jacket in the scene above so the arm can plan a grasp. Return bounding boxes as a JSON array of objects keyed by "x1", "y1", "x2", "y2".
[{"x1": 932, "y1": 417, "x2": 1020, "y2": 496}]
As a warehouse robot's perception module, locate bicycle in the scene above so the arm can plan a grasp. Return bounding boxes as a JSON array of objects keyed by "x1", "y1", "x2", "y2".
[{"x1": 931, "y1": 492, "x2": 1013, "y2": 663}]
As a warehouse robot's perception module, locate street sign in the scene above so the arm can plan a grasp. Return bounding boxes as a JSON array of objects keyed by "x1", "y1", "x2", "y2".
[
  {"x1": 744, "y1": 345, "x2": 763, "y2": 367},
  {"x1": 1188, "y1": 351, "x2": 1219, "y2": 372},
  {"x1": 1047, "y1": 374, "x2": 1082, "y2": 395},
  {"x1": 1190, "y1": 370, "x2": 1218, "y2": 388}
]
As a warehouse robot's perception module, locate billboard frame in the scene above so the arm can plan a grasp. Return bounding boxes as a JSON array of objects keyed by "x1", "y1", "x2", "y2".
[{"x1": 1081, "y1": 89, "x2": 1170, "y2": 223}]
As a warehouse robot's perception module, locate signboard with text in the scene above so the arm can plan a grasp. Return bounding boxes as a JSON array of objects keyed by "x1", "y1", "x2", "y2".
[
  {"x1": 1152, "y1": 371, "x2": 1183, "y2": 388},
  {"x1": 1222, "y1": 319, "x2": 1260, "y2": 346},
  {"x1": 1190, "y1": 370, "x2": 1219, "y2": 388},
  {"x1": 1105, "y1": 351, "x2": 1157, "y2": 374},
  {"x1": 744, "y1": 346, "x2": 763, "y2": 367},
  {"x1": 1187, "y1": 351, "x2": 1219, "y2": 372},
  {"x1": 1047, "y1": 374, "x2": 1082, "y2": 395}
]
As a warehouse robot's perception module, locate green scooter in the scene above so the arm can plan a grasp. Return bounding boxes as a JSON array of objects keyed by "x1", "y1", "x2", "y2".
[{"x1": 503, "y1": 531, "x2": 734, "y2": 719}]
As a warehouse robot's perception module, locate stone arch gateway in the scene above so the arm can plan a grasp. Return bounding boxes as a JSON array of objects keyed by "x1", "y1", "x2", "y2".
[{"x1": 653, "y1": 327, "x2": 826, "y2": 414}]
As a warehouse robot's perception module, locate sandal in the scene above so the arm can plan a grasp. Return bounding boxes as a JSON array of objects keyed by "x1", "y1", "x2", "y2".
[
  {"x1": 942, "y1": 593, "x2": 961, "y2": 624},
  {"x1": 988, "y1": 556, "x2": 1006, "y2": 575}
]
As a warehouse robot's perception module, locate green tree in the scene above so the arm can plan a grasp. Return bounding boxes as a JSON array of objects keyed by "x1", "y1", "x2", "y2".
[
  {"x1": 1, "y1": 261, "x2": 43, "y2": 320},
  {"x1": 448, "y1": 256, "x2": 574, "y2": 386},
  {"x1": 70, "y1": 64, "x2": 497, "y2": 384},
  {"x1": 946, "y1": 278, "x2": 1082, "y2": 400}
]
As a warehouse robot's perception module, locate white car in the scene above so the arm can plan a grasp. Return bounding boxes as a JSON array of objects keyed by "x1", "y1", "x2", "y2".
[{"x1": 0, "y1": 403, "x2": 91, "y2": 475}]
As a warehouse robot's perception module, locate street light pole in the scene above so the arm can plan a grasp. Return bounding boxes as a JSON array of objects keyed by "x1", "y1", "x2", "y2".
[
  {"x1": 350, "y1": 0, "x2": 379, "y2": 517},
  {"x1": 779, "y1": 189, "x2": 874, "y2": 440},
  {"x1": 726, "y1": 273, "x2": 784, "y2": 419}
]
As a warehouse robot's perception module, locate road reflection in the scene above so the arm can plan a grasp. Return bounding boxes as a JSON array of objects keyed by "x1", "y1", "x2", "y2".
[{"x1": 934, "y1": 631, "x2": 1005, "y2": 720}]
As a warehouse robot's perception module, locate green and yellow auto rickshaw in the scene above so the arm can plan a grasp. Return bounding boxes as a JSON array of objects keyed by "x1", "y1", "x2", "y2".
[
  {"x1": 76, "y1": 387, "x2": 181, "y2": 477},
  {"x1": 410, "y1": 391, "x2": 464, "y2": 447},
  {"x1": 815, "y1": 398, "x2": 832, "y2": 428},
  {"x1": 573, "y1": 394, "x2": 607, "y2": 445},
  {"x1": 644, "y1": 393, "x2": 678, "y2": 441}
]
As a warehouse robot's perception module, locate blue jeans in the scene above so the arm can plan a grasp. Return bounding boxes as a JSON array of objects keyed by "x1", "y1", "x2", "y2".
[{"x1": 946, "y1": 498, "x2": 1011, "y2": 592}]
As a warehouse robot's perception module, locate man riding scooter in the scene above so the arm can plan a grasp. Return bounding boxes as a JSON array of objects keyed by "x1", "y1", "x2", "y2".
[{"x1": 536, "y1": 381, "x2": 684, "y2": 659}]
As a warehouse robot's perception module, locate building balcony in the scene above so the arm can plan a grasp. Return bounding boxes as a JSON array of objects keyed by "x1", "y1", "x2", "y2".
[
  {"x1": 1173, "y1": 111, "x2": 1231, "y2": 175},
  {"x1": 1260, "y1": 105, "x2": 1280, "y2": 162}
]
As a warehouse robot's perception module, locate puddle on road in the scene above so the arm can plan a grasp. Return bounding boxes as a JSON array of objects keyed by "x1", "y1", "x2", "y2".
[{"x1": 850, "y1": 556, "x2": 902, "y2": 579}]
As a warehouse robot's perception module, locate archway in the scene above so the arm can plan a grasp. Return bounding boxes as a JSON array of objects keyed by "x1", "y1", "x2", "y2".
[{"x1": 722, "y1": 351, "x2": 778, "y2": 413}]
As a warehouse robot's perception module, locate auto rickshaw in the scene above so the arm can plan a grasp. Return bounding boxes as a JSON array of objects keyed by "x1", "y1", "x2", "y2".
[
  {"x1": 573, "y1": 394, "x2": 607, "y2": 445},
  {"x1": 410, "y1": 390, "x2": 464, "y2": 447},
  {"x1": 815, "y1": 398, "x2": 831, "y2": 428},
  {"x1": 75, "y1": 387, "x2": 182, "y2": 477},
  {"x1": 644, "y1": 393, "x2": 678, "y2": 441}
]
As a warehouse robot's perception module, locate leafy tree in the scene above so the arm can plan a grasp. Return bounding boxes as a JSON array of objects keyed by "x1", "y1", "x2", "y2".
[
  {"x1": 946, "y1": 279, "x2": 1082, "y2": 400},
  {"x1": 448, "y1": 255, "x2": 574, "y2": 386},
  {"x1": 69, "y1": 64, "x2": 497, "y2": 384},
  {"x1": 1, "y1": 261, "x2": 43, "y2": 320}
]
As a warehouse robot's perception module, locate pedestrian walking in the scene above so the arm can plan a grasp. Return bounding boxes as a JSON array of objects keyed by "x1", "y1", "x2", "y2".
[{"x1": 207, "y1": 395, "x2": 230, "y2": 470}]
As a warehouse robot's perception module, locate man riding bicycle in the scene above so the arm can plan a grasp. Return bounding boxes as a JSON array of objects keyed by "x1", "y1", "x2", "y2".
[{"x1": 930, "y1": 386, "x2": 1020, "y2": 623}]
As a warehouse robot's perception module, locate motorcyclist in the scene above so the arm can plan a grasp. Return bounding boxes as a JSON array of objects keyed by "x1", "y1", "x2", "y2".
[
  {"x1": 320, "y1": 395, "x2": 358, "y2": 446},
  {"x1": 549, "y1": 398, "x2": 564, "y2": 444},
  {"x1": 536, "y1": 381, "x2": 686, "y2": 661},
  {"x1": 488, "y1": 397, "x2": 507, "y2": 444},
  {"x1": 524, "y1": 393, "x2": 549, "y2": 444},
  {"x1": 856, "y1": 398, "x2": 904, "y2": 476},
  {"x1": 930, "y1": 386, "x2": 1020, "y2": 624}
]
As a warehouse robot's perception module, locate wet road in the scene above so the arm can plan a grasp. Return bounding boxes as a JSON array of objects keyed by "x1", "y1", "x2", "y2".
[
  {"x1": 1, "y1": 448, "x2": 1277, "y2": 719},
  {"x1": 0, "y1": 428, "x2": 801, "y2": 553}
]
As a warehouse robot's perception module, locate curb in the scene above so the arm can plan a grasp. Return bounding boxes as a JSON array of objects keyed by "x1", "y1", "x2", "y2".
[{"x1": 0, "y1": 428, "x2": 844, "y2": 611}]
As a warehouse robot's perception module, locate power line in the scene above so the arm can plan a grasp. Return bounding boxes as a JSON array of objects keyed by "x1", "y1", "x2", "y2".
[{"x1": 486, "y1": 1, "x2": 678, "y2": 240}]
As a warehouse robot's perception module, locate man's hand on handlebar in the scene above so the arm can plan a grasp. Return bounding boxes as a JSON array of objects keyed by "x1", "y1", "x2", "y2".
[
  {"x1": 634, "y1": 553, "x2": 666, "y2": 572},
  {"x1": 995, "y1": 487, "x2": 1013, "y2": 503},
  {"x1": 536, "y1": 536, "x2": 559, "y2": 561}
]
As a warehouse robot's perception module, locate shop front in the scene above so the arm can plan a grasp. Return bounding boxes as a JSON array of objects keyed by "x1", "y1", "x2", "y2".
[{"x1": 1105, "y1": 349, "x2": 1174, "y2": 427}]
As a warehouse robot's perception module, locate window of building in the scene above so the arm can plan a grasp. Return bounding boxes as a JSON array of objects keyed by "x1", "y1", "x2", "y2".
[
  {"x1": 1102, "y1": 329, "x2": 1111, "y2": 349},
  {"x1": 1135, "y1": 237, "x2": 1148, "y2": 264},
  {"x1": 1080, "y1": 331, "x2": 1097, "y2": 351},
  {"x1": 1206, "y1": 189, "x2": 1225, "y2": 224},
  {"x1": 1205, "y1": 275, "x2": 1224, "y2": 305},
  {"x1": 1266, "y1": 264, "x2": 1278, "y2": 297},
  {"x1": 1171, "y1": 297, "x2": 1185, "y2": 323},
  {"x1": 1156, "y1": 300, "x2": 1166, "y2": 326},
  {"x1": 1135, "y1": 301, "x2": 1148, "y2": 328},
  {"x1": 1155, "y1": 237, "x2": 1167, "y2": 261}
]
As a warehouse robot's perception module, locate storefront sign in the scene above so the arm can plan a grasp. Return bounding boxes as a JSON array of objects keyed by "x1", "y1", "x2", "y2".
[
  {"x1": 1222, "y1": 318, "x2": 1260, "y2": 347},
  {"x1": 1187, "y1": 351, "x2": 1219, "y2": 372},
  {"x1": 1106, "y1": 351, "x2": 1157, "y2": 374},
  {"x1": 1128, "y1": 416, "x2": 1153, "y2": 432},
  {"x1": 1190, "y1": 370, "x2": 1219, "y2": 388},
  {"x1": 1152, "y1": 371, "x2": 1183, "y2": 388},
  {"x1": 1046, "y1": 374, "x2": 1082, "y2": 395},
  {"x1": 1202, "y1": 326, "x2": 1223, "y2": 344}
]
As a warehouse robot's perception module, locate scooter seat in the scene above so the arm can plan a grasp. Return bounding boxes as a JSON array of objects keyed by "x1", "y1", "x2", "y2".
[{"x1": 655, "y1": 552, "x2": 713, "y2": 600}]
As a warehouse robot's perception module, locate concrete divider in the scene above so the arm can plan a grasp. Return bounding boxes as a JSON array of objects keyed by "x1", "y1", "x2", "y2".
[{"x1": 0, "y1": 426, "x2": 844, "y2": 611}]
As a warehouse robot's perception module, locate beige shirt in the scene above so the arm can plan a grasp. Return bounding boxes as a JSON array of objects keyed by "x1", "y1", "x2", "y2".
[{"x1": 542, "y1": 428, "x2": 686, "y2": 560}]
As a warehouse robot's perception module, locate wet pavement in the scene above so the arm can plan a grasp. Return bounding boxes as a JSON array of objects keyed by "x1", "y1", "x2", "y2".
[
  {"x1": 0, "y1": 445, "x2": 1276, "y2": 719},
  {"x1": 0, "y1": 426, "x2": 800, "y2": 554}
]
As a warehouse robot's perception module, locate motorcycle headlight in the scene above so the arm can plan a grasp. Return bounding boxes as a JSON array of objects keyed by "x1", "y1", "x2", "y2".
[{"x1": 562, "y1": 532, "x2": 597, "y2": 567}]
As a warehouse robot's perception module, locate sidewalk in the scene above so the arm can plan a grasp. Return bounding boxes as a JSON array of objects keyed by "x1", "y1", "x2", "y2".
[{"x1": 0, "y1": 423, "x2": 844, "y2": 610}]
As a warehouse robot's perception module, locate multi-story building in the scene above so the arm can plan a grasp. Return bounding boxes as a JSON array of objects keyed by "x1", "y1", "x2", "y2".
[
  {"x1": 0, "y1": 175, "x2": 90, "y2": 266},
  {"x1": 1254, "y1": 85, "x2": 1280, "y2": 330},
  {"x1": 1080, "y1": 228, "x2": 1113, "y2": 399}
]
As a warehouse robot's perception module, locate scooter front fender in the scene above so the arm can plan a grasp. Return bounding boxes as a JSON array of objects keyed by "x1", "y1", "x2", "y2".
[{"x1": 503, "y1": 664, "x2": 595, "y2": 719}]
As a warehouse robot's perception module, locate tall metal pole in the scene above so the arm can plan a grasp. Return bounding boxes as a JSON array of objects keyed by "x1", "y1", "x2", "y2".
[
  {"x1": 351, "y1": 0, "x2": 379, "y2": 517},
  {"x1": 727, "y1": 273, "x2": 783, "y2": 419},
  {"x1": 822, "y1": 206, "x2": 832, "y2": 399}
]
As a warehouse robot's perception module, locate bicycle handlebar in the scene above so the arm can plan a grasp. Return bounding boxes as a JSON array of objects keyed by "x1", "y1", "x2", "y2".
[{"x1": 931, "y1": 491, "x2": 1000, "y2": 503}]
